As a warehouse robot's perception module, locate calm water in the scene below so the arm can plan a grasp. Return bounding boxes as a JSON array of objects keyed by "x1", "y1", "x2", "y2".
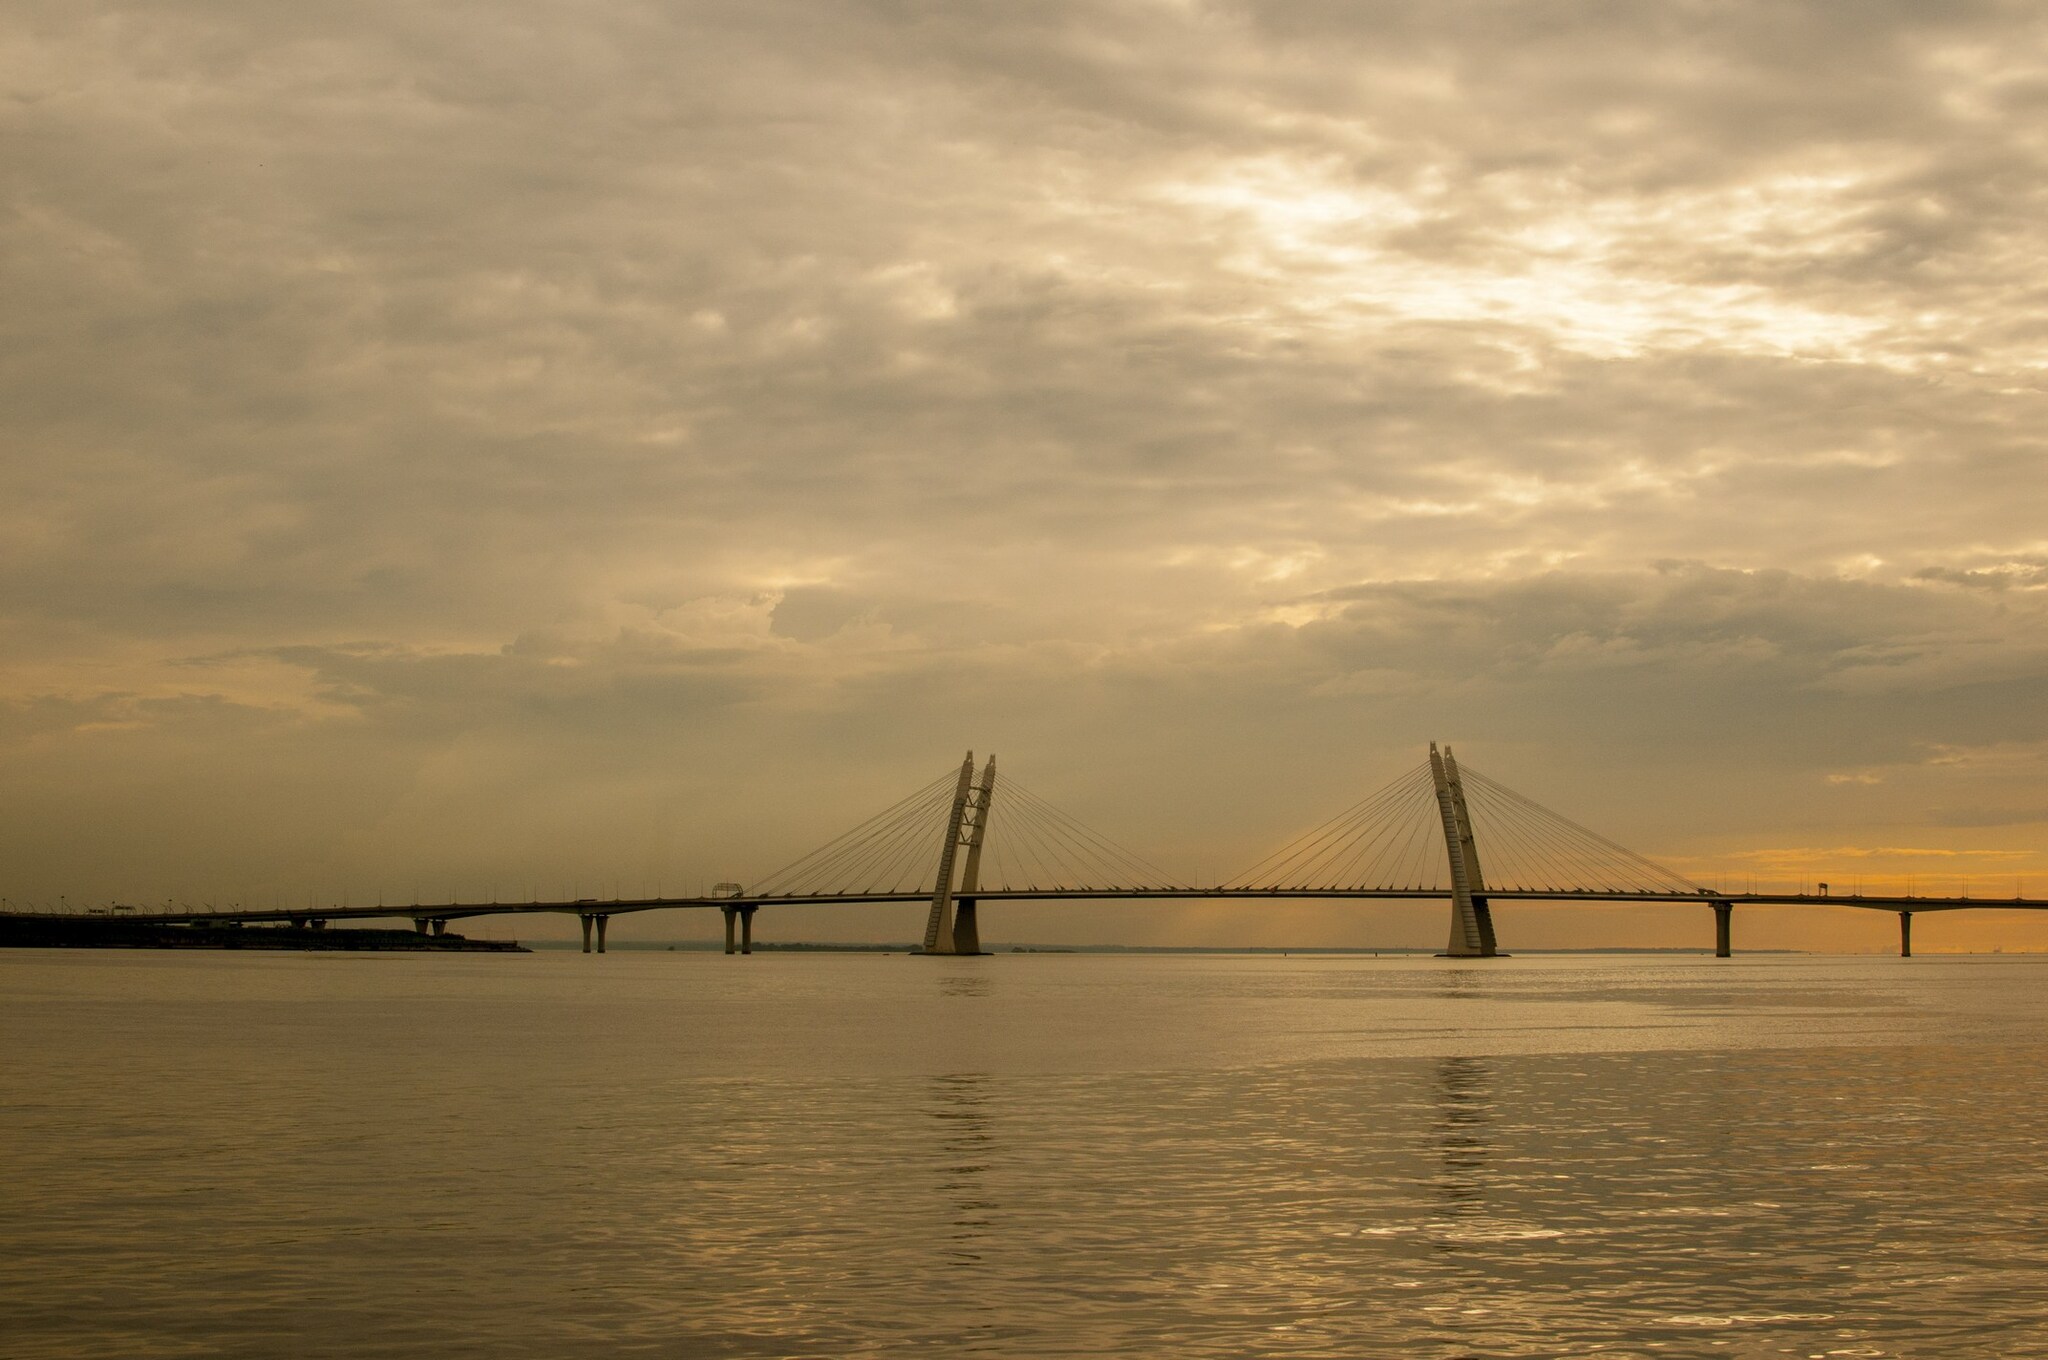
[{"x1": 4, "y1": 950, "x2": 2047, "y2": 1358}]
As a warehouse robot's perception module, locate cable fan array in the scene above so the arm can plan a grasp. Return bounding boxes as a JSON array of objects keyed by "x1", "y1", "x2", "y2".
[
  {"x1": 1223, "y1": 757, "x2": 1701, "y2": 895},
  {"x1": 746, "y1": 766, "x2": 1185, "y2": 898},
  {"x1": 1455, "y1": 763, "x2": 1700, "y2": 895},
  {"x1": 1224, "y1": 760, "x2": 1450, "y2": 892},
  {"x1": 747, "y1": 752, "x2": 1698, "y2": 899},
  {"x1": 978, "y1": 775, "x2": 1184, "y2": 892},
  {"x1": 748, "y1": 768, "x2": 961, "y2": 897}
]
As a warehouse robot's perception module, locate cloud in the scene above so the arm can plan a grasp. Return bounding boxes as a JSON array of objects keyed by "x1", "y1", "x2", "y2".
[
  {"x1": 4, "y1": 1, "x2": 2048, "y2": 945},
  {"x1": 1913, "y1": 560, "x2": 2048, "y2": 590}
]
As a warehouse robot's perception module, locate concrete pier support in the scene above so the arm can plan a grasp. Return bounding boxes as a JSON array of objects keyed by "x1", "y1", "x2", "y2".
[
  {"x1": 953, "y1": 898, "x2": 981, "y2": 955},
  {"x1": 739, "y1": 905, "x2": 755, "y2": 955},
  {"x1": 429, "y1": 918, "x2": 447, "y2": 937},
  {"x1": 413, "y1": 918, "x2": 429, "y2": 935},
  {"x1": 579, "y1": 913, "x2": 594, "y2": 954},
  {"x1": 1899, "y1": 910, "x2": 1912, "y2": 958},
  {"x1": 1713, "y1": 902, "x2": 1732, "y2": 957},
  {"x1": 722, "y1": 905, "x2": 738, "y2": 955},
  {"x1": 594, "y1": 914, "x2": 609, "y2": 954}
]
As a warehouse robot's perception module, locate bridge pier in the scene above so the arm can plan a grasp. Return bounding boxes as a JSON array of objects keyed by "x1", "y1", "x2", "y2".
[
  {"x1": 579, "y1": 913, "x2": 593, "y2": 954},
  {"x1": 952, "y1": 898, "x2": 982, "y2": 955},
  {"x1": 1899, "y1": 910, "x2": 1912, "y2": 958},
  {"x1": 1713, "y1": 901, "x2": 1732, "y2": 958},
  {"x1": 718, "y1": 905, "x2": 757, "y2": 954},
  {"x1": 430, "y1": 918, "x2": 448, "y2": 937},
  {"x1": 414, "y1": 917, "x2": 429, "y2": 935}
]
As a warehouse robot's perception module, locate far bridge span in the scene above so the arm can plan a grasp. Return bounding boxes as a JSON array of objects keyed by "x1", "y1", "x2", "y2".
[{"x1": 65, "y1": 745, "x2": 2048, "y2": 958}]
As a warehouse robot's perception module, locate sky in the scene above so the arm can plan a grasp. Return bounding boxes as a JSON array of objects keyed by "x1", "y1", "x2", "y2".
[{"x1": 6, "y1": 0, "x2": 2048, "y2": 950}]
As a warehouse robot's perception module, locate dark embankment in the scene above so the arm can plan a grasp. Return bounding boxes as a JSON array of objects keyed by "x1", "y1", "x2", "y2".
[{"x1": 0, "y1": 915, "x2": 526, "y2": 952}]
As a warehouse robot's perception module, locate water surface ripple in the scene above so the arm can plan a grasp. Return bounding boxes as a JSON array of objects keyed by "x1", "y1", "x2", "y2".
[{"x1": 4, "y1": 952, "x2": 2045, "y2": 1357}]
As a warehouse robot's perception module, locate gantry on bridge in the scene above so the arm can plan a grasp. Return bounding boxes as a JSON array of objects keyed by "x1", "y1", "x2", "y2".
[{"x1": 73, "y1": 744, "x2": 2048, "y2": 957}]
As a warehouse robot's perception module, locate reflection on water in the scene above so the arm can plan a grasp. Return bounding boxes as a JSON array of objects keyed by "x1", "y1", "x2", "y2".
[
  {"x1": 1432, "y1": 1055, "x2": 1492, "y2": 1220},
  {"x1": 5, "y1": 953, "x2": 2048, "y2": 1357},
  {"x1": 1434, "y1": 967, "x2": 1487, "y2": 1003},
  {"x1": 931, "y1": 1073, "x2": 996, "y2": 1258},
  {"x1": 940, "y1": 972, "x2": 992, "y2": 999}
]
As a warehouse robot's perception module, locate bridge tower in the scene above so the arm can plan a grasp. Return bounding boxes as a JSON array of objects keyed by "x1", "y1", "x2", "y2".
[
  {"x1": 951, "y1": 756, "x2": 997, "y2": 955},
  {"x1": 921, "y1": 752, "x2": 996, "y2": 955},
  {"x1": 1431, "y1": 743, "x2": 1500, "y2": 957}
]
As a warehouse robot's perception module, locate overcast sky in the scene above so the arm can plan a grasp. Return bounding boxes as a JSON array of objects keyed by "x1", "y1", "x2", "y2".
[{"x1": 6, "y1": 1, "x2": 2048, "y2": 949}]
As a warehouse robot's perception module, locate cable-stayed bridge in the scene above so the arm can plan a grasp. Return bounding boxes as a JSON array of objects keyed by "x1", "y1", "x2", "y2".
[{"x1": 53, "y1": 745, "x2": 2048, "y2": 958}]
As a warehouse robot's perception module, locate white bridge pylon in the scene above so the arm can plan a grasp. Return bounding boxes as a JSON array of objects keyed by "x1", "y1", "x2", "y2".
[{"x1": 749, "y1": 745, "x2": 1704, "y2": 957}]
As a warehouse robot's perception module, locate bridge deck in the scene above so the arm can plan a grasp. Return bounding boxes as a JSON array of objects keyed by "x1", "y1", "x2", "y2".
[{"x1": 30, "y1": 886, "x2": 2048, "y2": 930}]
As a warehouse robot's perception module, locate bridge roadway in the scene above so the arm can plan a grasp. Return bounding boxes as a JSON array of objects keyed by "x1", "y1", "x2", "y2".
[{"x1": 67, "y1": 888, "x2": 2048, "y2": 958}]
